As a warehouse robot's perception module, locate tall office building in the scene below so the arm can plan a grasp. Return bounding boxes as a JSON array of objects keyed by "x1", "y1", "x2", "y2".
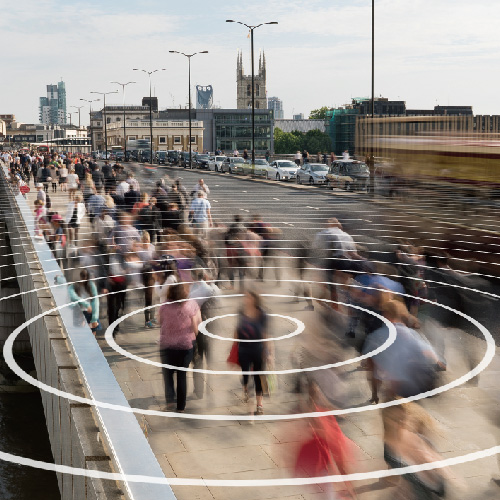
[
  {"x1": 267, "y1": 96, "x2": 284, "y2": 119},
  {"x1": 196, "y1": 85, "x2": 214, "y2": 109},
  {"x1": 39, "y1": 80, "x2": 67, "y2": 125}
]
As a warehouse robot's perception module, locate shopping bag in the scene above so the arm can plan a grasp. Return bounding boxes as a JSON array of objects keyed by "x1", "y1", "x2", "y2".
[{"x1": 227, "y1": 342, "x2": 239, "y2": 366}]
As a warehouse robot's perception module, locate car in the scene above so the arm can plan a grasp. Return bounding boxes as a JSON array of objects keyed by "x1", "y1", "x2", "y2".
[
  {"x1": 296, "y1": 163, "x2": 329, "y2": 185},
  {"x1": 126, "y1": 150, "x2": 138, "y2": 162},
  {"x1": 208, "y1": 155, "x2": 227, "y2": 172},
  {"x1": 331, "y1": 160, "x2": 370, "y2": 190},
  {"x1": 115, "y1": 151, "x2": 124, "y2": 162},
  {"x1": 180, "y1": 152, "x2": 197, "y2": 168},
  {"x1": 157, "y1": 151, "x2": 168, "y2": 164},
  {"x1": 167, "y1": 150, "x2": 180, "y2": 165},
  {"x1": 195, "y1": 154, "x2": 210, "y2": 169},
  {"x1": 220, "y1": 156, "x2": 246, "y2": 174},
  {"x1": 264, "y1": 160, "x2": 299, "y2": 181},
  {"x1": 326, "y1": 164, "x2": 353, "y2": 189},
  {"x1": 239, "y1": 158, "x2": 268, "y2": 176}
]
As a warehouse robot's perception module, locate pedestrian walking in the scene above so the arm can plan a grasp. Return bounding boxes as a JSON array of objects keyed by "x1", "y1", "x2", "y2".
[
  {"x1": 235, "y1": 290, "x2": 270, "y2": 415},
  {"x1": 159, "y1": 283, "x2": 201, "y2": 412}
]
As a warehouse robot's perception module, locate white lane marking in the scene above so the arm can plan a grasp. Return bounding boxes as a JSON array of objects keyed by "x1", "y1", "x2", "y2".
[
  {"x1": 239, "y1": 208, "x2": 249, "y2": 213},
  {"x1": 306, "y1": 206, "x2": 320, "y2": 210},
  {"x1": 273, "y1": 197, "x2": 280, "y2": 201},
  {"x1": 212, "y1": 200, "x2": 218, "y2": 203},
  {"x1": 242, "y1": 190, "x2": 247, "y2": 192}
]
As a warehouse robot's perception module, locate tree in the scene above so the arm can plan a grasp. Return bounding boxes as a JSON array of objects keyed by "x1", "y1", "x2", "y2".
[
  {"x1": 273, "y1": 127, "x2": 302, "y2": 154},
  {"x1": 302, "y1": 129, "x2": 332, "y2": 154},
  {"x1": 309, "y1": 106, "x2": 332, "y2": 120}
]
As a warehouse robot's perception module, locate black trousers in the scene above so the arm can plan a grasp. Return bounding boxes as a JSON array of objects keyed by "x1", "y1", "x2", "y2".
[
  {"x1": 239, "y1": 346, "x2": 263, "y2": 395},
  {"x1": 160, "y1": 347, "x2": 194, "y2": 411}
]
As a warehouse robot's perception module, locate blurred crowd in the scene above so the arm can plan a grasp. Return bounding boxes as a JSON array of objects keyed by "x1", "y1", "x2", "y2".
[{"x1": 4, "y1": 149, "x2": 498, "y2": 499}]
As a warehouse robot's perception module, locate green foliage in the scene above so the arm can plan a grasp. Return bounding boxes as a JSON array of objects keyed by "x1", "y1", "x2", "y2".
[
  {"x1": 273, "y1": 127, "x2": 332, "y2": 155},
  {"x1": 309, "y1": 106, "x2": 332, "y2": 120}
]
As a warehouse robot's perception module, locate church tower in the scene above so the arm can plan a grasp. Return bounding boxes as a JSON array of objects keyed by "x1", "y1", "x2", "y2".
[{"x1": 236, "y1": 50, "x2": 267, "y2": 110}]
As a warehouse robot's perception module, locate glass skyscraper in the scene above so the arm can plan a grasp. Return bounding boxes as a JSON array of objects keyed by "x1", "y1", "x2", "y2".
[{"x1": 39, "y1": 80, "x2": 67, "y2": 125}]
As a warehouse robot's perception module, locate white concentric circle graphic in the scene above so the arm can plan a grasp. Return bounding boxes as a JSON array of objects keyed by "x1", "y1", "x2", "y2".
[
  {"x1": 198, "y1": 312, "x2": 305, "y2": 342},
  {"x1": 104, "y1": 293, "x2": 396, "y2": 375},
  {"x1": 0, "y1": 282, "x2": 496, "y2": 486}
]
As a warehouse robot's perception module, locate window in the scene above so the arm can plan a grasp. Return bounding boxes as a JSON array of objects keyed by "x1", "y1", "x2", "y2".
[
  {"x1": 128, "y1": 136, "x2": 136, "y2": 140},
  {"x1": 159, "y1": 136, "x2": 166, "y2": 144},
  {"x1": 97, "y1": 133, "x2": 102, "y2": 139},
  {"x1": 107, "y1": 118, "x2": 111, "y2": 124},
  {"x1": 174, "y1": 136, "x2": 181, "y2": 144},
  {"x1": 190, "y1": 136, "x2": 196, "y2": 144},
  {"x1": 256, "y1": 84, "x2": 260, "y2": 97},
  {"x1": 97, "y1": 122, "x2": 101, "y2": 126},
  {"x1": 116, "y1": 117, "x2": 121, "y2": 122},
  {"x1": 246, "y1": 84, "x2": 251, "y2": 97}
]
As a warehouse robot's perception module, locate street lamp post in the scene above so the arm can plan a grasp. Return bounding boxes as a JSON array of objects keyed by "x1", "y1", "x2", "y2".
[
  {"x1": 67, "y1": 112, "x2": 75, "y2": 127},
  {"x1": 90, "y1": 90, "x2": 118, "y2": 159},
  {"x1": 370, "y1": 0, "x2": 375, "y2": 196},
  {"x1": 111, "y1": 81, "x2": 136, "y2": 162},
  {"x1": 133, "y1": 68, "x2": 165, "y2": 164},
  {"x1": 80, "y1": 98, "x2": 100, "y2": 153},
  {"x1": 169, "y1": 50, "x2": 208, "y2": 169},
  {"x1": 226, "y1": 20, "x2": 277, "y2": 166},
  {"x1": 71, "y1": 106, "x2": 84, "y2": 128}
]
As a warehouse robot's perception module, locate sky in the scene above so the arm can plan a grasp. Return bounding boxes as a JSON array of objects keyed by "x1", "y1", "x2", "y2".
[{"x1": 2, "y1": 0, "x2": 500, "y2": 125}]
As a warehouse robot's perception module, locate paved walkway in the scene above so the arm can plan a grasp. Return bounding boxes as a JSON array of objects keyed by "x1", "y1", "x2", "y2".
[{"x1": 26, "y1": 181, "x2": 500, "y2": 500}]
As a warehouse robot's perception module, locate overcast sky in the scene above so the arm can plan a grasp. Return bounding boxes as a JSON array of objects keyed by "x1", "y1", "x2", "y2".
[{"x1": 2, "y1": 0, "x2": 499, "y2": 124}]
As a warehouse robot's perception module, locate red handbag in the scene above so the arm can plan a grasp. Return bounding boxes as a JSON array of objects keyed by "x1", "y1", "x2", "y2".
[{"x1": 227, "y1": 342, "x2": 239, "y2": 366}]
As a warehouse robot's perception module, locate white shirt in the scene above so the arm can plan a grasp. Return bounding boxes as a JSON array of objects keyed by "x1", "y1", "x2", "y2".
[
  {"x1": 189, "y1": 280, "x2": 220, "y2": 306},
  {"x1": 116, "y1": 180, "x2": 130, "y2": 197}
]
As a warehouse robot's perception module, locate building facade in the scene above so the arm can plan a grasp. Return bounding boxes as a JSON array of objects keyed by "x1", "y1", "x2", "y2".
[
  {"x1": 274, "y1": 119, "x2": 325, "y2": 133},
  {"x1": 268, "y1": 97, "x2": 284, "y2": 119},
  {"x1": 326, "y1": 97, "x2": 407, "y2": 156},
  {"x1": 105, "y1": 119, "x2": 203, "y2": 152},
  {"x1": 236, "y1": 51, "x2": 267, "y2": 110},
  {"x1": 39, "y1": 81, "x2": 67, "y2": 125}
]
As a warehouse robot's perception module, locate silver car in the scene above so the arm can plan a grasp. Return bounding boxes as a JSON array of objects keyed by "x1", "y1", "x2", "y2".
[
  {"x1": 208, "y1": 155, "x2": 227, "y2": 172},
  {"x1": 265, "y1": 160, "x2": 299, "y2": 181},
  {"x1": 296, "y1": 163, "x2": 329, "y2": 185},
  {"x1": 221, "y1": 156, "x2": 246, "y2": 174}
]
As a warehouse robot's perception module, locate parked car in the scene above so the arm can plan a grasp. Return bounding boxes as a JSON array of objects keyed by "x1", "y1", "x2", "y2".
[
  {"x1": 157, "y1": 151, "x2": 168, "y2": 164},
  {"x1": 208, "y1": 155, "x2": 227, "y2": 172},
  {"x1": 195, "y1": 154, "x2": 210, "y2": 169},
  {"x1": 115, "y1": 151, "x2": 125, "y2": 162},
  {"x1": 221, "y1": 156, "x2": 246, "y2": 174},
  {"x1": 126, "y1": 150, "x2": 138, "y2": 162},
  {"x1": 167, "y1": 150, "x2": 180, "y2": 165},
  {"x1": 264, "y1": 160, "x2": 299, "y2": 181},
  {"x1": 326, "y1": 163, "x2": 353, "y2": 189},
  {"x1": 331, "y1": 160, "x2": 370, "y2": 190},
  {"x1": 296, "y1": 163, "x2": 329, "y2": 185},
  {"x1": 180, "y1": 152, "x2": 197, "y2": 168},
  {"x1": 240, "y1": 158, "x2": 268, "y2": 176}
]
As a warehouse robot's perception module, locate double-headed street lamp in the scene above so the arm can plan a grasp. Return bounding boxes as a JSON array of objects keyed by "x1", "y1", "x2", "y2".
[
  {"x1": 90, "y1": 90, "x2": 119, "y2": 159},
  {"x1": 169, "y1": 51, "x2": 208, "y2": 169},
  {"x1": 71, "y1": 105, "x2": 84, "y2": 128},
  {"x1": 80, "y1": 98, "x2": 100, "y2": 152},
  {"x1": 133, "y1": 68, "x2": 165, "y2": 164},
  {"x1": 226, "y1": 20, "x2": 277, "y2": 165},
  {"x1": 111, "y1": 81, "x2": 136, "y2": 161}
]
